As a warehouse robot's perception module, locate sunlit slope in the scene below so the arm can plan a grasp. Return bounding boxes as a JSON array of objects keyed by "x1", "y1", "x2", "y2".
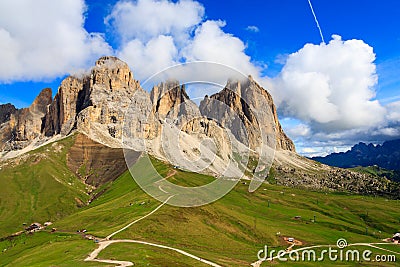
[{"x1": 0, "y1": 135, "x2": 90, "y2": 237}]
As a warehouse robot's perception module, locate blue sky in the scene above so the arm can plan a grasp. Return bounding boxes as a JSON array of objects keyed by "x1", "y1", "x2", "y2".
[{"x1": 0, "y1": 0, "x2": 399, "y2": 156}]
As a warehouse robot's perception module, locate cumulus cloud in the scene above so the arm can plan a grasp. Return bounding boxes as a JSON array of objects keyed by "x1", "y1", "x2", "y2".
[
  {"x1": 386, "y1": 101, "x2": 400, "y2": 122},
  {"x1": 106, "y1": 0, "x2": 204, "y2": 44},
  {"x1": 286, "y1": 123, "x2": 311, "y2": 137},
  {"x1": 107, "y1": 0, "x2": 261, "y2": 84},
  {"x1": 273, "y1": 35, "x2": 386, "y2": 132},
  {"x1": 0, "y1": 0, "x2": 112, "y2": 82},
  {"x1": 182, "y1": 20, "x2": 260, "y2": 77},
  {"x1": 117, "y1": 35, "x2": 178, "y2": 81}
]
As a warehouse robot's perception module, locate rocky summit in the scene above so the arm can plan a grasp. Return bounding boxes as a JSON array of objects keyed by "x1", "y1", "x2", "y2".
[
  {"x1": 199, "y1": 76, "x2": 295, "y2": 152},
  {"x1": 0, "y1": 88, "x2": 52, "y2": 151}
]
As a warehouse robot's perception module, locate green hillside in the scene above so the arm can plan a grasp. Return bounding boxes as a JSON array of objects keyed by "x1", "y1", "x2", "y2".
[
  {"x1": 0, "y1": 136, "x2": 90, "y2": 238},
  {"x1": 1, "y1": 136, "x2": 400, "y2": 266},
  {"x1": 351, "y1": 165, "x2": 400, "y2": 182}
]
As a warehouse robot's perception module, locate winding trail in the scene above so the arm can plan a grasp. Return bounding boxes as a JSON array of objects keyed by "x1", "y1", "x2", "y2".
[
  {"x1": 105, "y1": 195, "x2": 174, "y2": 240},
  {"x1": 84, "y1": 194, "x2": 222, "y2": 267},
  {"x1": 155, "y1": 170, "x2": 177, "y2": 194}
]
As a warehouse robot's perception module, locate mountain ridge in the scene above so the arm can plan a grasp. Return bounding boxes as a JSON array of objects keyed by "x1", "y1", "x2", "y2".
[
  {"x1": 313, "y1": 139, "x2": 400, "y2": 170},
  {"x1": 0, "y1": 56, "x2": 295, "y2": 180},
  {"x1": 0, "y1": 56, "x2": 295, "y2": 156}
]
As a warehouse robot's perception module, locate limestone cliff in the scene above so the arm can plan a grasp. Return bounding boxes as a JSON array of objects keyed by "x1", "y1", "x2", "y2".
[
  {"x1": 199, "y1": 76, "x2": 295, "y2": 152},
  {"x1": 0, "y1": 103, "x2": 17, "y2": 124},
  {"x1": 0, "y1": 57, "x2": 295, "y2": 156},
  {"x1": 44, "y1": 77, "x2": 88, "y2": 136},
  {"x1": 0, "y1": 88, "x2": 52, "y2": 151},
  {"x1": 42, "y1": 56, "x2": 141, "y2": 146}
]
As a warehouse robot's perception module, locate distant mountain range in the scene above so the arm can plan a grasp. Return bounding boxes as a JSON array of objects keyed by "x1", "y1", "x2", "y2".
[{"x1": 312, "y1": 139, "x2": 400, "y2": 170}]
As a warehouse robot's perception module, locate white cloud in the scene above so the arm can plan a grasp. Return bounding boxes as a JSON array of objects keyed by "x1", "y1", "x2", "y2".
[
  {"x1": 0, "y1": 0, "x2": 112, "y2": 82},
  {"x1": 297, "y1": 145, "x2": 351, "y2": 157},
  {"x1": 106, "y1": 0, "x2": 204, "y2": 44},
  {"x1": 117, "y1": 35, "x2": 178, "y2": 81},
  {"x1": 107, "y1": 1, "x2": 261, "y2": 84},
  {"x1": 245, "y1": 25, "x2": 259, "y2": 33},
  {"x1": 286, "y1": 123, "x2": 311, "y2": 137},
  {"x1": 273, "y1": 35, "x2": 386, "y2": 132},
  {"x1": 386, "y1": 101, "x2": 400, "y2": 122},
  {"x1": 274, "y1": 54, "x2": 289, "y2": 65},
  {"x1": 182, "y1": 20, "x2": 260, "y2": 78},
  {"x1": 373, "y1": 127, "x2": 400, "y2": 137}
]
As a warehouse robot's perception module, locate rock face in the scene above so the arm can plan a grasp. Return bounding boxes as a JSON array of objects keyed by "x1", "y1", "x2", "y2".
[
  {"x1": 149, "y1": 80, "x2": 202, "y2": 131},
  {"x1": 44, "y1": 77, "x2": 86, "y2": 136},
  {"x1": 44, "y1": 56, "x2": 141, "y2": 143},
  {"x1": 0, "y1": 88, "x2": 52, "y2": 151},
  {"x1": 0, "y1": 103, "x2": 17, "y2": 124},
  {"x1": 199, "y1": 76, "x2": 295, "y2": 152},
  {"x1": 67, "y1": 134, "x2": 139, "y2": 187},
  {"x1": 75, "y1": 56, "x2": 141, "y2": 145},
  {"x1": 150, "y1": 80, "x2": 190, "y2": 119}
]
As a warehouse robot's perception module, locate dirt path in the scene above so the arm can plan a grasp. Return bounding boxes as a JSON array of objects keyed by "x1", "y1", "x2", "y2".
[
  {"x1": 86, "y1": 239, "x2": 222, "y2": 267},
  {"x1": 155, "y1": 169, "x2": 177, "y2": 193},
  {"x1": 105, "y1": 195, "x2": 174, "y2": 240},
  {"x1": 85, "y1": 194, "x2": 222, "y2": 267},
  {"x1": 155, "y1": 169, "x2": 177, "y2": 183}
]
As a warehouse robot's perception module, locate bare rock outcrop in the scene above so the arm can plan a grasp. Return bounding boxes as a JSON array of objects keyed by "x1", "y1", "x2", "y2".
[
  {"x1": 0, "y1": 88, "x2": 52, "y2": 151},
  {"x1": 43, "y1": 56, "x2": 141, "y2": 146},
  {"x1": 149, "y1": 80, "x2": 202, "y2": 128},
  {"x1": 67, "y1": 133, "x2": 139, "y2": 187},
  {"x1": 0, "y1": 103, "x2": 17, "y2": 124},
  {"x1": 1, "y1": 57, "x2": 295, "y2": 157},
  {"x1": 200, "y1": 76, "x2": 295, "y2": 152},
  {"x1": 44, "y1": 77, "x2": 87, "y2": 136},
  {"x1": 76, "y1": 57, "x2": 140, "y2": 144},
  {"x1": 151, "y1": 80, "x2": 189, "y2": 118}
]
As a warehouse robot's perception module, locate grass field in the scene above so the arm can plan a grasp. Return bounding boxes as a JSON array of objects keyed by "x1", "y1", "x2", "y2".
[
  {"x1": 1, "y1": 136, "x2": 400, "y2": 266},
  {"x1": 0, "y1": 135, "x2": 90, "y2": 238}
]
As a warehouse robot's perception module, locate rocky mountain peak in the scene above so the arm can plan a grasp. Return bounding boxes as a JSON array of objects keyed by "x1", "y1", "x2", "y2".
[
  {"x1": 150, "y1": 80, "x2": 190, "y2": 118},
  {"x1": 200, "y1": 77, "x2": 295, "y2": 152},
  {"x1": 95, "y1": 56, "x2": 121, "y2": 66},
  {"x1": 30, "y1": 88, "x2": 52, "y2": 114},
  {"x1": 0, "y1": 88, "x2": 52, "y2": 150},
  {"x1": 92, "y1": 56, "x2": 138, "y2": 92},
  {"x1": 0, "y1": 103, "x2": 17, "y2": 124},
  {"x1": 43, "y1": 56, "x2": 141, "y2": 139}
]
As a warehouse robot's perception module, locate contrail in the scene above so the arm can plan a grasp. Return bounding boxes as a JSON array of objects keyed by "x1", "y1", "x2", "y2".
[{"x1": 307, "y1": 0, "x2": 325, "y2": 44}]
